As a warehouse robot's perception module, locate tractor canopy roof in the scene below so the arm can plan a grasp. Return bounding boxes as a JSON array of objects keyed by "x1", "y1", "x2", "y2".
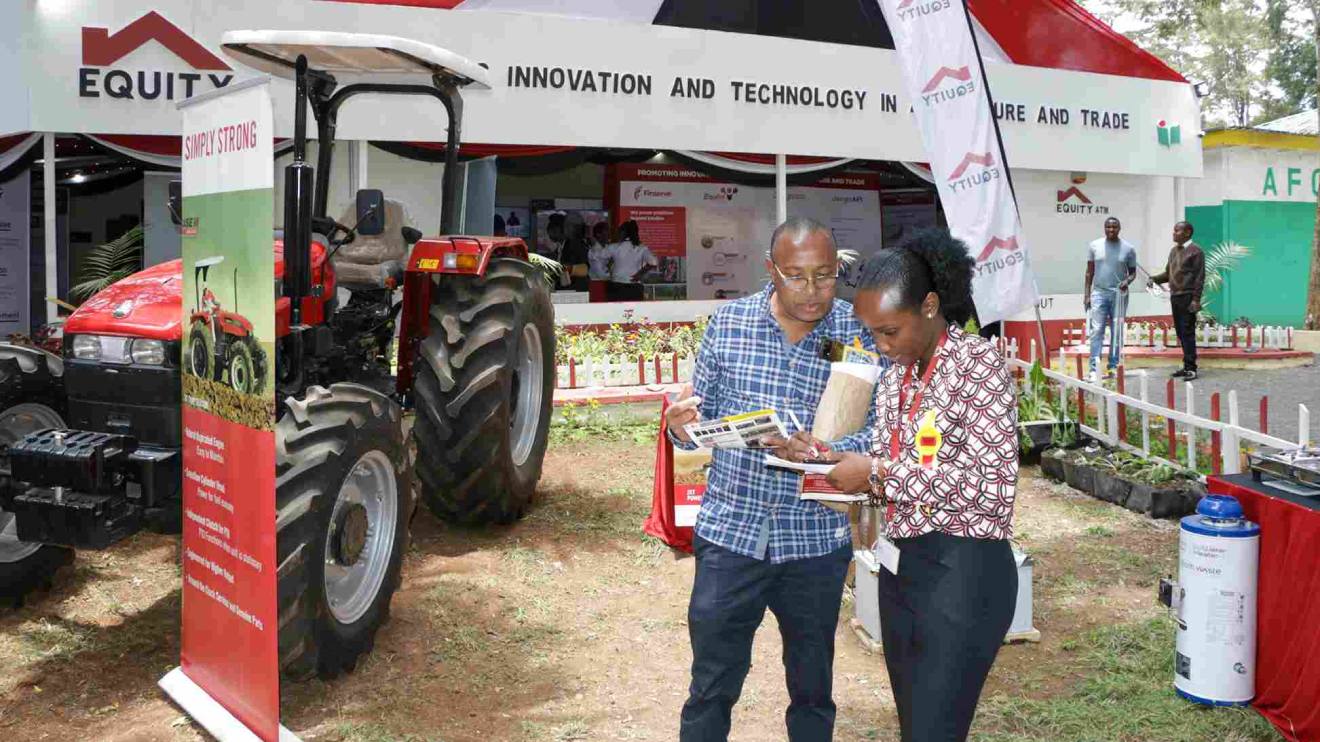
[{"x1": 220, "y1": 30, "x2": 492, "y2": 89}]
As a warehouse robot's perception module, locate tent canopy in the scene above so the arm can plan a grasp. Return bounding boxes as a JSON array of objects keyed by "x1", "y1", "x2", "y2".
[{"x1": 332, "y1": 0, "x2": 1184, "y2": 82}]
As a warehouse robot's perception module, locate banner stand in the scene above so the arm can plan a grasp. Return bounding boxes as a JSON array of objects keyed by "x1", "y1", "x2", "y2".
[{"x1": 159, "y1": 669, "x2": 302, "y2": 742}]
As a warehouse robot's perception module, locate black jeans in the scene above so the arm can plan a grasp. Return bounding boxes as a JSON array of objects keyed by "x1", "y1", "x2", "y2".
[
  {"x1": 1170, "y1": 294, "x2": 1198, "y2": 372},
  {"x1": 877, "y1": 531, "x2": 1017, "y2": 742},
  {"x1": 680, "y1": 536, "x2": 852, "y2": 742}
]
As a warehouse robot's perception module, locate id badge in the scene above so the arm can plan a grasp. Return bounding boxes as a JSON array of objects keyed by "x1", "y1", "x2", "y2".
[{"x1": 873, "y1": 535, "x2": 900, "y2": 575}]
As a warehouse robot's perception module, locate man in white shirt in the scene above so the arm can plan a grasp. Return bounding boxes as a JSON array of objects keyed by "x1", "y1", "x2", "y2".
[
  {"x1": 588, "y1": 221, "x2": 613, "y2": 281},
  {"x1": 607, "y1": 220, "x2": 659, "y2": 300}
]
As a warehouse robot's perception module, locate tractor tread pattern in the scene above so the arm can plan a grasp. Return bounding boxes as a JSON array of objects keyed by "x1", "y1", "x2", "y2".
[
  {"x1": 275, "y1": 383, "x2": 413, "y2": 680},
  {"x1": 412, "y1": 259, "x2": 554, "y2": 525},
  {"x1": 0, "y1": 344, "x2": 72, "y2": 606}
]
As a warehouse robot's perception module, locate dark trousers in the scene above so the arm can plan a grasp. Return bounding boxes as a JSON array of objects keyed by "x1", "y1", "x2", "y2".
[
  {"x1": 1170, "y1": 294, "x2": 1198, "y2": 372},
  {"x1": 681, "y1": 536, "x2": 852, "y2": 742},
  {"x1": 877, "y1": 531, "x2": 1017, "y2": 742},
  {"x1": 607, "y1": 281, "x2": 644, "y2": 301}
]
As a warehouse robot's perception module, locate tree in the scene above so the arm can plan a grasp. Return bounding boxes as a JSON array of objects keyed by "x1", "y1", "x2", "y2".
[
  {"x1": 1259, "y1": 0, "x2": 1317, "y2": 123},
  {"x1": 1090, "y1": 0, "x2": 1270, "y2": 127}
]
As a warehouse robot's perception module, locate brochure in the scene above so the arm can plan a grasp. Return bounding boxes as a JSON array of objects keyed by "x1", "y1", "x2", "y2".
[{"x1": 684, "y1": 409, "x2": 788, "y2": 449}]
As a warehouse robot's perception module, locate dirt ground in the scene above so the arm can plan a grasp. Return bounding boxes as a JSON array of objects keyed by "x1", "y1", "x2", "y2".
[{"x1": 0, "y1": 434, "x2": 1257, "y2": 741}]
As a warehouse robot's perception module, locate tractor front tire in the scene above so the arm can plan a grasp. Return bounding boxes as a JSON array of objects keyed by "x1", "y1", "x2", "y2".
[
  {"x1": 0, "y1": 346, "x2": 74, "y2": 605},
  {"x1": 412, "y1": 258, "x2": 555, "y2": 525},
  {"x1": 276, "y1": 384, "x2": 412, "y2": 679},
  {"x1": 227, "y1": 338, "x2": 262, "y2": 395},
  {"x1": 188, "y1": 321, "x2": 215, "y2": 381}
]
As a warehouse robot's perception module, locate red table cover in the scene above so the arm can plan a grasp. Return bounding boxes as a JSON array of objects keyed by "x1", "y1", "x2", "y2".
[{"x1": 1208, "y1": 475, "x2": 1320, "y2": 741}]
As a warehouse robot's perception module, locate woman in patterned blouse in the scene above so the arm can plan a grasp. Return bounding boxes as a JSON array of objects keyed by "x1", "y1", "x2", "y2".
[{"x1": 827, "y1": 229, "x2": 1018, "y2": 742}]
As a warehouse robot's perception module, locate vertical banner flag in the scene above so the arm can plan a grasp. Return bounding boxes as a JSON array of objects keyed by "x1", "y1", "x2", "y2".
[
  {"x1": 160, "y1": 78, "x2": 282, "y2": 742},
  {"x1": 875, "y1": 0, "x2": 1037, "y2": 324},
  {"x1": 0, "y1": 170, "x2": 30, "y2": 337}
]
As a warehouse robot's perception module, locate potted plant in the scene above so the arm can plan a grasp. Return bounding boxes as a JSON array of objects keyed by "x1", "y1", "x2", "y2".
[
  {"x1": 1092, "y1": 452, "x2": 1134, "y2": 506},
  {"x1": 1018, "y1": 362, "x2": 1076, "y2": 463},
  {"x1": 1125, "y1": 461, "x2": 1183, "y2": 516},
  {"x1": 1040, "y1": 446, "x2": 1070, "y2": 482},
  {"x1": 1063, "y1": 446, "x2": 1102, "y2": 496}
]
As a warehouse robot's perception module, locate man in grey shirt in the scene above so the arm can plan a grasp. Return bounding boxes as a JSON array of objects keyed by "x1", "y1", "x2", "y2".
[{"x1": 1083, "y1": 217, "x2": 1137, "y2": 379}]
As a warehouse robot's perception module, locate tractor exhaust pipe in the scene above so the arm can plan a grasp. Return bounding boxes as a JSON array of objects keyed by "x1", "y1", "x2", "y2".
[{"x1": 284, "y1": 54, "x2": 314, "y2": 326}]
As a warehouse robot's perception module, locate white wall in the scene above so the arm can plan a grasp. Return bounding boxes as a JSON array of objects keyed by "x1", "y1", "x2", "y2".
[
  {"x1": 274, "y1": 143, "x2": 444, "y2": 234},
  {"x1": 0, "y1": 1, "x2": 29, "y2": 135},
  {"x1": 1015, "y1": 168, "x2": 1178, "y2": 297}
]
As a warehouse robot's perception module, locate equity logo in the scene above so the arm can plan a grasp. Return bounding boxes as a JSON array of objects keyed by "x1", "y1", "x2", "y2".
[
  {"x1": 947, "y1": 152, "x2": 1000, "y2": 194},
  {"x1": 1157, "y1": 120, "x2": 1182, "y2": 147},
  {"x1": 1056, "y1": 185, "x2": 1109, "y2": 215},
  {"x1": 79, "y1": 12, "x2": 233, "y2": 102},
  {"x1": 896, "y1": 0, "x2": 953, "y2": 22},
  {"x1": 976, "y1": 235, "x2": 1020, "y2": 262},
  {"x1": 975, "y1": 235, "x2": 1025, "y2": 277},
  {"x1": 920, "y1": 66, "x2": 976, "y2": 107},
  {"x1": 704, "y1": 186, "x2": 739, "y2": 202}
]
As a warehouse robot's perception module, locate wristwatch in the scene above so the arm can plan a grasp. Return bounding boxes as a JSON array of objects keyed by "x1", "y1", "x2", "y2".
[{"x1": 868, "y1": 456, "x2": 887, "y2": 494}]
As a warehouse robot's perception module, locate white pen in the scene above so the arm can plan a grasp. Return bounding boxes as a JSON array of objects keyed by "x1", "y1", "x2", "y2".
[{"x1": 785, "y1": 409, "x2": 825, "y2": 460}]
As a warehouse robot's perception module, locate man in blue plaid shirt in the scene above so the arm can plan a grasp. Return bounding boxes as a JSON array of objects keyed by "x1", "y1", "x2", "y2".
[{"x1": 666, "y1": 218, "x2": 885, "y2": 742}]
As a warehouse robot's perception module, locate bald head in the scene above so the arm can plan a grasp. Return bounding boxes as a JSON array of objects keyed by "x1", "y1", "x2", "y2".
[{"x1": 769, "y1": 217, "x2": 836, "y2": 263}]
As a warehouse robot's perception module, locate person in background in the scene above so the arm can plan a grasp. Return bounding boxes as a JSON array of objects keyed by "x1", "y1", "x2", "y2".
[
  {"x1": 1083, "y1": 216, "x2": 1137, "y2": 381},
  {"x1": 1148, "y1": 220, "x2": 1205, "y2": 380},
  {"x1": 561, "y1": 221, "x2": 591, "y2": 292},
  {"x1": 538, "y1": 212, "x2": 575, "y2": 291},
  {"x1": 826, "y1": 229, "x2": 1018, "y2": 742},
  {"x1": 664, "y1": 217, "x2": 883, "y2": 742},
  {"x1": 606, "y1": 220, "x2": 659, "y2": 301},
  {"x1": 588, "y1": 221, "x2": 614, "y2": 281},
  {"x1": 540, "y1": 212, "x2": 567, "y2": 261},
  {"x1": 493, "y1": 213, "x2": 507, "y2": 237}
]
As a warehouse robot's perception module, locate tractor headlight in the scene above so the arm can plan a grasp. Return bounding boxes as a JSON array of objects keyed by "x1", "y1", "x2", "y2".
[
  {"x1": 129, "y1": 338, "x2": 166, "y2": 366},
  {"x1": 72, "y1": 334, "x2": 101, "y2": 360},
  {"x1": 275, "y1": 277, "x2": 283, "y2": 297}
]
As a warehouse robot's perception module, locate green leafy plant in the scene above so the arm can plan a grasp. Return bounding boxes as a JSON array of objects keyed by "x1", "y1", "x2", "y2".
[
  {"x1": 1202, "y1": 241, "x2": 1253, "y2": 295},
  {"x1": 528, "y1": 253, "x2": 566, "y2": 287},
  {"x1": 70, "y1": 226, "x2": 144, "y2": 302}
]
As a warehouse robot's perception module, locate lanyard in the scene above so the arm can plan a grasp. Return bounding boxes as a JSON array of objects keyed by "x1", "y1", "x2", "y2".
[{"x1": 883, "y1": 331, "x2": 947, "y2": 521}]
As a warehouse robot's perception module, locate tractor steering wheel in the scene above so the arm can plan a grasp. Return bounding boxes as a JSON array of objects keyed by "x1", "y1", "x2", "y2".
[{"x1": 311, "y1": 216, "x2": 356, "y2": 250}]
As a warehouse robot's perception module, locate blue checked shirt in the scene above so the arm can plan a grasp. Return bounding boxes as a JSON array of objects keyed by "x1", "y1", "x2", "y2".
[{"x1": 673, "y1": 287, "x2": 887, "y2": 563}]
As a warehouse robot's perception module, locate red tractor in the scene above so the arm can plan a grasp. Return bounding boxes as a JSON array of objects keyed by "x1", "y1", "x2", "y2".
[
  {"x1": 0, "y1": 32, "x2": 555, "y2": 679},
  {"x1": 188, "y1": 256, "x2": 268, "y2": 395}
]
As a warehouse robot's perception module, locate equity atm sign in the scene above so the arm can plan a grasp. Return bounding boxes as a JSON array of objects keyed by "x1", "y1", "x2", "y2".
[{"x1": 79, "y1": 12, "x2": 233, "y2": 101}]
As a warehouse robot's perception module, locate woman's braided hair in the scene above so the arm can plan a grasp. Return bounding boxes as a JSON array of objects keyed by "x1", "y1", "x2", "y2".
[{"x1": 853, "y1": 228, "x2": 977, "y2": 325}]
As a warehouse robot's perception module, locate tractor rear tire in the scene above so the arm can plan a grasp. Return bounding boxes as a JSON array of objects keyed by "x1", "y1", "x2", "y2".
[
  {"x1": 275, "y1": 384, "x2": 412, "y2": 679},
  {"x1": 0, "y1": 345, "x2": 74, "y2": 606},
  {"x1": 188, "y1": 321, "x2": 215, "y2": 381},
  {"x1": 412, "y1": 258, "x2": 555, "y2": 525}
]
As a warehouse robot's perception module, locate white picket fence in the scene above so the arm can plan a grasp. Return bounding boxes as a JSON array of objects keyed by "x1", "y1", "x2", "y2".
[
  {"x1": 556, "y1": 353, "x2": 695, "y2": 389},
  {"x1": 1001, "y1": 337, "x2": 1310, "y2": 475},
  {"x1": 1061, "y1": 322, "x2": 1294, "y2": 351}
]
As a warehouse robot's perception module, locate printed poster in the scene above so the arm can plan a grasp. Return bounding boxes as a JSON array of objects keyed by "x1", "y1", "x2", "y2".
[
  {"x1": 162, "y1": 78, "x2": 279, "y2": 742},
  {"x1": 0, "y1": 170, "x2": 30, "y2": 336}
]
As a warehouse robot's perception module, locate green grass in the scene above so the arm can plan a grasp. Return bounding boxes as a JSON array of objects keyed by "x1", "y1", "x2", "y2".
[
  {"x1": 332, "y1": 722, "x2": 445, "y2": 742},
  {"x1": 973, "y1": 616, "x2": 1280, "y2": 742}
]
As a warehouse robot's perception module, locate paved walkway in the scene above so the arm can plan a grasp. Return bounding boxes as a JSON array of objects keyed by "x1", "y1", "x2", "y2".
[{"x1": 1126, "y1": 356, "x2": 1319, "y2": 445}]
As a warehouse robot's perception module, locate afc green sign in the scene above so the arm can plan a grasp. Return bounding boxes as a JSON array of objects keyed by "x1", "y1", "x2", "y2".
[{"x1": 1262, "y1": 166, "x2": 1320, "y2": 197}]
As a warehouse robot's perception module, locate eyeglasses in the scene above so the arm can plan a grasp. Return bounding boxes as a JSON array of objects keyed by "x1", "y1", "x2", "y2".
[{"x1": 770, "y1": 260, "x2": 842, "y2": 293}]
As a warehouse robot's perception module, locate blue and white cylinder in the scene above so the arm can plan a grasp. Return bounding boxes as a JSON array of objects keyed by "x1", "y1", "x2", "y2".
[{"x1": 1175, "y1": 494, "x2": 1259, "y2": 706}]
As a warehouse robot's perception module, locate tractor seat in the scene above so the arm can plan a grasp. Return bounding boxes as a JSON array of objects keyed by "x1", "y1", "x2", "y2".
[{"x1": 332, "y1": 199, "x2": 410, "y2": 291}]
